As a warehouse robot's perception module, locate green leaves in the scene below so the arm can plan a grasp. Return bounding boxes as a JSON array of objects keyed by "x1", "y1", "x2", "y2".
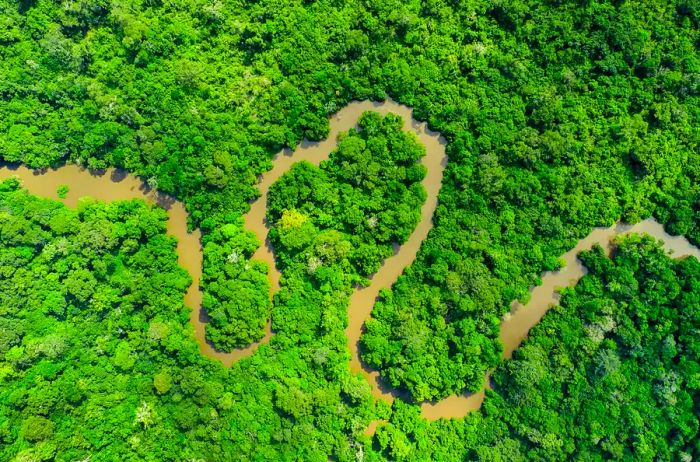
[
  {"x1": 20, "y1": 415, "x2": 54, "y2": 442},
  {"x1": 486, "y1": 236, "x2": 700, "y2": 460},
  {"x1": 113, "y1": 341, "x2": 135, "y2": 370},
  {"x1": 201, "y1": 217, "x2": 271, "y2": 350},
  {"x1": 1, "y1": 0, "x2": 700, "y2": 458},
  {"x1": 0, "y1": 182, "x2": 204, "y2": 460}
]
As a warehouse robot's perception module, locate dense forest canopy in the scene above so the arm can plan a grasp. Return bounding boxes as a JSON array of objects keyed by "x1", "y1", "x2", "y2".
[
  {"x1": 0, "y1": 180, "x2": 202, "y2": 460},
  {"x1": 3, "y1": 181, "x2": 697, "y2": 460},
  {"x1": 0, "y1": 0, "x2": 699, "y2": 459},
  {"x1": 200, "y1": 217, "x2": 271, "y2": 351},
  {"x1": 373, "y1": 236, "x2": 700, "y2": 461},
  {"x1": 267, "y1": 111, "x2": 426, "y2": 275},
  {"x1": 0, "y1": 180, "x2": 378, "y2": 461}
]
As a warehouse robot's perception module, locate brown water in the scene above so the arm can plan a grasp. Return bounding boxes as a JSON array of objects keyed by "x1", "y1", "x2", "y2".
[
  {"x1": 0, "y1": 163, "x2": 254, "y2": 364},
  {"x1": 419, "y1": 218, "x2": 700, "y2": 420},
  {"x1": 241, "y1": 100, "x2": 450, "y2": 377},
  {"x1": 3, "y1": 102, "x2": 698, "y2": 426},
  {"x1": 241, "y1": 99, "x2": 448, "y2": 396},
  {"x1": 0, "y1": 99, "x2": 449, "y2": 373}
]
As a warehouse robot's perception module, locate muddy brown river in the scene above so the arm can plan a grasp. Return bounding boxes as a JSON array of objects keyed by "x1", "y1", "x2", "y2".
[
  {"x1": 419, "y1": 218, "x2": 700, "y2": 419},
  {"x1": 2, "y1": 99, "x2": 698, "y2": 424}
]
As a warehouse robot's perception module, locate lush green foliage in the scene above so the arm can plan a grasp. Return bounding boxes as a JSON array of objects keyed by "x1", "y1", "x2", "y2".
[
  {"x1": 1, "y1": 0, "x2": 698, "y2": 369},
  {"x1": 0, "y1": 179, "x2": 197, "y2": 459},
  {"x1": 359, "y1": 0, "x2": 700, "y2": 401},
  {"x1": 200, "y1": 218, "x2": 271, "y2": 351},
  {"x1": 262, "y1": 110, "x2": 426, "y2": 385},
  {"x1": 1, "y1": 0, "x2": 700, "y2": 459},
  {"x1": 0, "y1": 181, "x2": 378, "y2": 461},
  {"x1": 0, "y1": 115, "x2": 425, "y2": 459},
  {"x1": 268, "y1": 111, "x2": 426, "y2": 276},
  {"x1": 487, "y1": 235, "x2": 700, "y2": 460},
  {"x1": 374, "y1": 236, "x2": 700, "y2": 461},
  {"x1": 197, "y1": 110, "x2": 426, "y2": 349}
]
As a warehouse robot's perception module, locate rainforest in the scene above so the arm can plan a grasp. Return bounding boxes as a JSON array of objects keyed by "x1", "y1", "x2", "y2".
[{"x1": 0, "y1": 0, "x2": 699, "y2": 460}]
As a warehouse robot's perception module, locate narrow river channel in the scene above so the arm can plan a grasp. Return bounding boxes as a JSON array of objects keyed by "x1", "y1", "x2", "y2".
[{"x1": 2, "y1": 100, "x2": 698, "y2": 424}]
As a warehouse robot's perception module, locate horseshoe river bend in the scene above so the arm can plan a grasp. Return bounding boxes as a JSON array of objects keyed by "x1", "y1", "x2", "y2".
[{"x1": 2, "y1": 99, "x2": 698, "y2": 424}]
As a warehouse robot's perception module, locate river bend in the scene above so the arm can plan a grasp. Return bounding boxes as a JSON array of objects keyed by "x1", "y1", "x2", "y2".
[{"x1": 2, "y1": 100, "x2": 698, "y2": 423}]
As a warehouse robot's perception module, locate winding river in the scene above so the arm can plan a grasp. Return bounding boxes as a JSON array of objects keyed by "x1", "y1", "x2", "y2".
[
  {"x1": 2, "y1": 99, "x2": 699, "y2": 425},
  {"x1": 419, "y1": 218, "x2": 700, "y2": 420}
]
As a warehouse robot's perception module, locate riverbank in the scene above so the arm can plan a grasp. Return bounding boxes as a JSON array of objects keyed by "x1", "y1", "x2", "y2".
[{"x1": 2, "y1": 101, "x2": 698, "y2": 423}]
